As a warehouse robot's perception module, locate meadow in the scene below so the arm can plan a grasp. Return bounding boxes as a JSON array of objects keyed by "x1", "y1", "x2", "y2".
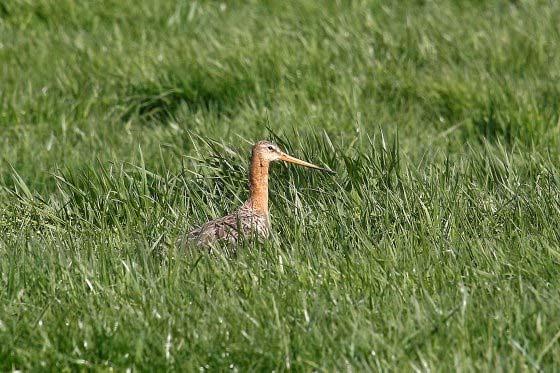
[{"x1": 1, "y1": 0, "x2": 560, "y2": 370}]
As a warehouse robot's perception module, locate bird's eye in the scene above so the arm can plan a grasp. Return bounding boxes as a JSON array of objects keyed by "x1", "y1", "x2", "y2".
[{"x1": 268, "y1": 146, "x2": 274, "y2": 151}]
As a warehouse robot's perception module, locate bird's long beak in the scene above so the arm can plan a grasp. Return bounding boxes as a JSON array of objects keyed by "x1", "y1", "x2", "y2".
[{"x1": 279, "y1": 153, "x2": 336, "y2": 174}]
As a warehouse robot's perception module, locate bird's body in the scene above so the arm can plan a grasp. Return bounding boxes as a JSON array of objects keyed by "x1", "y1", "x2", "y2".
[
  {"x1": 185, "y1": 200, "x2": 270, "y2": 246},
  {"x1": 180, "y1": 140, "x2": 333, "y2": 248}
]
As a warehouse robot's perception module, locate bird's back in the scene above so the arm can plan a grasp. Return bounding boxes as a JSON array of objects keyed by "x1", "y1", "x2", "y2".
[{"x1": 181, "y1": 202, "x2": 270, "y2": 248}]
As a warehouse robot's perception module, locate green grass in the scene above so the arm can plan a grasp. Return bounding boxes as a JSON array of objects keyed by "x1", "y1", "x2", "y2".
[{"x1": 2, "y1": 0, "x2": 560, "y2": 370}]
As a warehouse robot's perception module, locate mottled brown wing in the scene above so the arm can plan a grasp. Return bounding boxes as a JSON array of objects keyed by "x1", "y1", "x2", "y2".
[
  {"x1": 188, "y1": 213, "x2": 244, "y2": 246},
  {"x1": 181, "y1": 205, "x2": 270, "y2": 248}
]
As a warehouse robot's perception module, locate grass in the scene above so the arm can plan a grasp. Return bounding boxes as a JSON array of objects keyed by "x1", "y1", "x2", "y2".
[{"x1": 1, "y1": 0, "x2": 560, "y2": 370}]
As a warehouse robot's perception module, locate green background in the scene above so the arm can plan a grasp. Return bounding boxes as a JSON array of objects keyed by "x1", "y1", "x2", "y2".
[{"x1": 1, "y1": 0, "x2": 560, "y2": 370}]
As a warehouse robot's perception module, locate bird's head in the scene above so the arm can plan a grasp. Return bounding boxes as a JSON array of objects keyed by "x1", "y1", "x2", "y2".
[{"x1": 252, "y1": 140, "x2": 335, "y2": 173}]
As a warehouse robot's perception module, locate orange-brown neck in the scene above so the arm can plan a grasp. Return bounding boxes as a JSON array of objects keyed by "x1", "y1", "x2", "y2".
[{"x1": 248, "y1": 154, "x2": 270, "y2": 215}]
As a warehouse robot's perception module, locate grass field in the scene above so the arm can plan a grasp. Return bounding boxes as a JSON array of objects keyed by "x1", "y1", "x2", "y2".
[{"x1": 2, "y1": 0, "x2": 560, "y2": 370}]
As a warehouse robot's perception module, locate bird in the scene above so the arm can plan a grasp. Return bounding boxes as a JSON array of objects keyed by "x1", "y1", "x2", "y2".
[{"x1": 179, "y1": 140, "x2": 334, "y2": 248}]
